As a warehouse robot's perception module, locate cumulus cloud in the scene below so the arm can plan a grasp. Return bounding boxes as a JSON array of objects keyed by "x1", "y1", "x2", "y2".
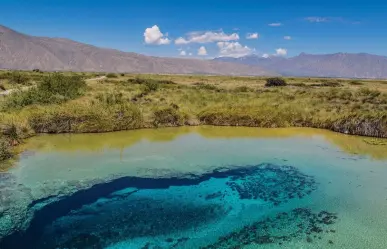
[
  {"x1": 284, "y1": 36, "x2": 292, "y2": 40},
  {"x1": 198, "y1": 46, "x2": 208, "y2": 56},
  {"x1": 246, "y1": 33, "x2": 259, "y2": 39},
  {"x1": 175, "y1": 31, "x2": 239, "y2": 45},
  {"x1": 189, "y1": 52, "x2": 193, "y2": 56},
  {"x1": 275, "y1": 48, "x2": 287, "y2": 56},
  {"x1": 268, "y1": 23, "x2": 282, "y2": 27},
  {"x1": 144, "y1": 25, "x2": 170, "y2": 45},
  {"x1": 217, "y1": 42, "x2": 253, "y2": 58},
  {"x1": 262, "y1": 54, "x2": 270, "y2": 58},
  {"x1": 179, "y1": 50, "x2": 187, "y2": 56},
  {"x1": 305, "y1": 17, "x2": 329, "y2": 23}
]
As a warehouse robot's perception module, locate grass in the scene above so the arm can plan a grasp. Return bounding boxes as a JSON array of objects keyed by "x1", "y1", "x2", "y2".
[{"x1": 0, "y1": 71, "x2": 387, "y2": 161}]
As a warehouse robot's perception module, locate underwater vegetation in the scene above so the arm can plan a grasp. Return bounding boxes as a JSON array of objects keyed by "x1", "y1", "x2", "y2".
[{"x1": 0, "y1": 163, "x2": 332, "y2": 249}]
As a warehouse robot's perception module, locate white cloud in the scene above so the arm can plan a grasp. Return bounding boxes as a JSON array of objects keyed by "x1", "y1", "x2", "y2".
[
  {"x1": 305, "y1": 17, "x2": 329, "y2": 23},
  {"x1": 246, "y1": 33, "x2": 259, "y2": 39},
  {"x1": 198, "y1": 46, "x2": 208, "y2": 56},
  {"x1": 144, "y1": 25, "x2": 170, "y2": 45},
  {"x1": 268, "y1": 23, "x2": 282, "y2": 27},
  {"x1": 175, "y1": 37, "x2": 190, "y2": 45},
  {"x1": 275, "y1": 48, "x2": 287, "y2": 56},
  {"x1": 284, "y1": 36, "x2": 292, "y2": 40},
  {"x1": 179, "y1": 50, "x2": 187, "y2": 56},
  {"x1": 262, "y1": 54, "x2": 270, "y2": 58},
  {"x1": 217, "y1": 42, "x2": 253, "y2": 58},
  {"x1": 189, "y1": 53, "x2": 193, "y2": 56},
  {"x1": 175, "y1": 31, "x2": 239, "y2": 45}
]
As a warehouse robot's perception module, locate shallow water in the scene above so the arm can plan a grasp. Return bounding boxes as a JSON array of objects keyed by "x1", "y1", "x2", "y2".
[{"x1": 1, "y1": 126, "x2": 387, "y2": 249}]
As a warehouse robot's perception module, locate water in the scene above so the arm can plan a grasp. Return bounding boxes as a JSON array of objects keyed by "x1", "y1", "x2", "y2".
[{"x1": 1, "y1": 126, "x2": 387, "y2": 249}]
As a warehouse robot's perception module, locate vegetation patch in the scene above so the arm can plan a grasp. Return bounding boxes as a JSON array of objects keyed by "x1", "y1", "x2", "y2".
[
  {"x1": 2, "y1": 74, "x2": 86, "y2": 110},
  {"x1": 265, "y1": 77, "x2": 287, "y2": 87}
]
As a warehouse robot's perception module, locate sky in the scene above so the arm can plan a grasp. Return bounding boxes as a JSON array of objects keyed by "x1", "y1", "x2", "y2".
[{"x1": 1, "y1": 0, "x2": 387, "y2": 58}]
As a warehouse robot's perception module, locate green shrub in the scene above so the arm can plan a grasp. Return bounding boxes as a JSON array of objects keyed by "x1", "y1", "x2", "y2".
[
  {"x1": 143, "y1": 80, "x2": 159, "y2": 92},
  {"x1": 96, "y1": 92, "x2": 124, "y2": 105},
  {"x1": 0, "y1": 84, "x2": 5, "y2": 91},
  {"x1": 153, "y1": 107, "x2": 183, "y2": 126},
  {"x1": 9, "y1": 71, "x2": 30, "y2": 85},
  {"x1": 194, "y1": 82, "x2": 220, "y2": 91},
  {"x1": 233, "y1": 86, "x2": 253, "y2": 92},
  {"x1": 38, "y1": 74, "x2": 86, "y2": 99},
  {"x1": 349, "y1": 80, "x2": 363, "y2": 85},
  {"x1": 265, "y1": 77, "x2": 287, "y2": 87},
  {"x1": 2, "y1": 74, "x2": 86, "y2": 110},
  {"x1": 120, "y1": 73, "x2": 125, "y2": 76},
  {"x1": 106, "y1": 73, "x2": 118, "y2": 78},
  {"x1": 0, "y1": 137, "x2": 12, "y2": 161}
]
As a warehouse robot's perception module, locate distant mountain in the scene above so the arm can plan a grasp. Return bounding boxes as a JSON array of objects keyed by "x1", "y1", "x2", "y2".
[
  {"x1": 214, "y1": 53, "x2": 387, "y2": 78},
  {"x1": 0, "y1": 25, "x2": 275, "y2": 76}
]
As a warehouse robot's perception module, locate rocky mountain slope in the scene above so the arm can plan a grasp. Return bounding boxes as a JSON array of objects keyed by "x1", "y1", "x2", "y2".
[
  {"x1": 214, "y1": 53, "x2": 387, "y2": 78},
  {"x1": 0, "y1": 25, "x2": 274, "y2": 76}
]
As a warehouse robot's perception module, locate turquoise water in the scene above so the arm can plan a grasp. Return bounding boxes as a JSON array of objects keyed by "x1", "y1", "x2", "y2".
[{"x1": 1, "y1": 127, "x2": 387, "y2": 249}]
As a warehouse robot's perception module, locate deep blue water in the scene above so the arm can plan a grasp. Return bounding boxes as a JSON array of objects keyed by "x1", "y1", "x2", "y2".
[{"x1": 0, "y1": 164, "x2": 334, "y2": 249}]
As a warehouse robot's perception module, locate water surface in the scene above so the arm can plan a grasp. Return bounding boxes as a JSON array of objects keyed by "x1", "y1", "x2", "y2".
[{"x1": 1, "y1": 127, "x2": 387, "y2": 249}]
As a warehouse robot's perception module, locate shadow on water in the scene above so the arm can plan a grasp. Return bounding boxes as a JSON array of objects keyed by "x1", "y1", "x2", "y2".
[{"x1": 0, "y1": 163, "x2": 321, "y2": 249}]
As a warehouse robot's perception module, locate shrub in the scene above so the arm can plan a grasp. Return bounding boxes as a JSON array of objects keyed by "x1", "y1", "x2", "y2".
[
  {"x1": 234, "y1": 86, "x2": 253, "y2": 92},
  {"x1": 265, "y1": 77, "x2": 287, "y2": 87},
  {"x1": 9, "y1": 71, "x2": 30, "y2": 85},
  {"x1": 106, "y1": 73, "x2": 118, "y2": 78},
  {"x1": 349, "y1": 80, "x2": 363, "y2": 86},
  {"x1": 0, "y1": 137, "x2": 12, "y2": 161},
  {"x1": 32, "y1": 69, "x2": 41, "y2": 73},
  {"x1": 153, "y1": 107, "x2": 183, "y2": 127},
  {"x1": 0, "y1": 84, "x2": 6, "y2": 91},
  {"x1": 120, "y1": 73, "x2": 125, "y2": 76},
  {"x1": 2, "y1": 74, "x2": 86, "y2": 110},
  {"x1": 96, "y1": 92, "x2": 124, "y2": 105},
  {"x1": 143, "y1": 80, "x2": 159, "y2": 92},
  {"x1": 194, "y1": 82, "x2": 220, "y2": 91},
  {"x1": 38, "y1": 73, "x2": 86, "y2": 99}
]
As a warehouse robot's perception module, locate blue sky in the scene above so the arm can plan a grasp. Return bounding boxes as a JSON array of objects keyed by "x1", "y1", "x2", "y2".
[{"x1": 1, "y1": 0, "x2": 387, "y2": 58}]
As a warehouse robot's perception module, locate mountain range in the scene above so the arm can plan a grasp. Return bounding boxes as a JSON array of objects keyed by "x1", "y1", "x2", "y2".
[
  {"x1": 0, "y1": 25, "x2": 273, "y2": 76},
  {"x1": 214, "y1": 53, "x2": 387, "y2": 78},
  {"x1": 1, "y1": 24, "x2": 387, "y2": 78}
]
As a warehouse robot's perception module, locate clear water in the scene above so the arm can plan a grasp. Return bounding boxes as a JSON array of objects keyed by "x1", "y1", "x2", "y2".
[{"x1": 1, "y1": 126, "x2": 387, "y2": 249}]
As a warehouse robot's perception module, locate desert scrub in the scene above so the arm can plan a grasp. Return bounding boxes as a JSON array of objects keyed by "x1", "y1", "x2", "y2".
[
  {"x1": 96, "y1": 92, "x2": 124, "y2": 105},
  {"x1": 106, "y1": 73, "x2": 118, "y2": 78},
  {"x1": 1, "y1": 74, "x2": 86, "y2": 110},
  {"x1": 0, "y1": 137, "x2": 12, "y2": 161},
  {"x1": 8, "y1": 71, "x2": 30, "y2": 85},
  {"x1": 265, "y1": 77, "x2": 287, "y2": 87},
  {"x1": 152, "y1": 107, "x2": 185, "y2": 127}
]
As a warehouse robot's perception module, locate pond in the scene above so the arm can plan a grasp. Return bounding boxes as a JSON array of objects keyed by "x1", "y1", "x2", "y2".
[{"x1": 1, "y1": 126, "x2": 387, "y2": 249}]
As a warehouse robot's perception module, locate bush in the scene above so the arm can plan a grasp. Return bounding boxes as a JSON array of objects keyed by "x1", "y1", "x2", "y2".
[
  {"x1": 2, "y1": 74, "x2": 86, "y2": 110},
  {"x1": 0, "y1": 84, "x2": 6, "y2": 91},
  {"x1": 194, "y1": 82, "x2": 220, "y2": 91},
  {"x1": 234, "y1": 86, "x2": 253, "y2": 92},
  {"x1": 120, "y1": 73, "x2": 125, "y2": 76},
  {"x1": 106, "y1": 73, "x2": 118, "y2": 78},
  {"x1": 38, "y1": 73, "x2": 86, "y2": 99},
  {"x1": 349, "y1": 80, "x2": 363, "y2": 86},
  {"x1": 153, "y1": 107, "x2": 183, "y2": 126},
  {"x1": 0, "y1": 137, "x2": 12, "y2": 161},
  {"x1": 9, "y1": 71, "x2": 30, "y2": 85},
  {"x1": 96, "y1": 92, "x2": 124, "y2": 105},
  {"x1": 265, "y1": 77, "x2": 287, "y2": 87}
]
